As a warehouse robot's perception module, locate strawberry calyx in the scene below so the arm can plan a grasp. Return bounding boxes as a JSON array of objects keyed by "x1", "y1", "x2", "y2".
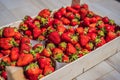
[
  {"x1": 46, "y1": 43, "x2": 56, "y2": 50},
  {"x1": 0, "y1": 29, "x2": 3, "y2": 37},
  {"x1": 109, "y1": 19, "x2": 115, "y2": 25},
  {"x1": 69, "y1": 54, "x2": 78, "y2": 62},
  {"x1": 25, "y1": 62, "x2": 38, "y2": 70}
]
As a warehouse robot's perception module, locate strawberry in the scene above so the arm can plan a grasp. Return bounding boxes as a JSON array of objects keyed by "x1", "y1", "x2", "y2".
[
  {"x1": 33, "y1": 43, "x2": 44, "y2": 53},
  {"x1": 71, "y1": 19, "x2": 79, "y2": 26},
  {"x1": 24, "y1": 15, "x2": 32, "y2": 22},
  {"x1": 52, "y1": 48, "x2": 64, "y2": 62},
  {"x1": 80, "y1": 35, "x2": 90, "y2": 46},
  {"x1": 83, "y1": 17, "x2": 90, "y2": 26},
  {"x1": 1, "y1": 71, "x2": 7, "y2": 80},
  {"x1": 58, "y1": 7, "x2": 66, "y2": 16},
  {"x1": 95, "y1": 37, "x2": 106, "y2": 47},
  {"x1": 21, "y1": 37, "x2": 30, "y2": 44},
  {"x1": 17, "y1": 53, "x2": 33, "y2": 66},
  {"x1": 70, "y1": 34, "x2": 79, "y2": 45},
  {"x1": 48, "y1": 31, "x2": 61, "y2": 44},
  {"x1": 43, "y1": 65, "x2": 54, "y2": 76},
  {"x1": 58, "y1": 42, "x2": 67, "y2": 51},
  {"x1": 66, "y1": 43, "x2": 76, "y2": 55},
  {"x1": 80, "y1": 8, "x2": 88, "y2": 19},
  {"x1": 65, "y1": 12, "x2": 75, "y2": 20},
  {"x1": 81, "y1": 3, "x2": 88, "y2": 9},
  {"x1": 88, "y1": 27, "x2": 97, "y2": 33},
  {"x1": 88, "y1": 32, "x2": 97, "y2": 41},
  {"x1": 61, "y1": 17, "x2": 70, "y2": 25},
  {"x1": 81, "y1": 49, "x2": 90, "y2": 55},
  {"x1": 67, "y1": 26, "x2": 75, "y2": 34},
  {"x1": 3, "y1": 27, "x2": 15, "y2": 37},
  {"x1": 85, "y1": 42, "x2": 94, "y2": 51},
  {"x1": 90, "y1": 17, "x2": 97, "y2": 23},
  {"x1": 38, "y1": 9, "x2": 51, "y2": 18},
  {"x1": 1, "y1": 49, "x2": 11, "y2": 56},
  {"x1": 19, "y1": 22, "x2": 28, "y2": 31},
  {"x1": 25, "y1": 30, "x2": 32, "y2": 36},
  {"x1": 38, "y1": 35, "x2": 45, "y2": 41},
  {"x1": 54, "y1": 11, "x2": 62, "y2": 19},
  {"x1": 53, "y1": 19, "x2": 63, "y2": 26},
  {"x1": 10, "y1": 47, "x2": 19, "y2": 61},
  {"x1": 0, "y1": 53, "x2": 3, "y2": 58},
  {"x1": 38, "y1": 57, "x2": 51, "y2": 69},
  {"x1": 56, "y1": 25, "x2": 66, "y2": 35},
  {"x1": 33, "y1": 20, "x2": 40, "y2": 28},
  {"x1": 61, "y1": 32, "x2": 71, "y2": 42},
  {"x1": 66, "y1": 6, "x2": 78, "y2": 14},
  {"x1": 102, "y1": 16, "x2": 109, "y2": 23},
  {"x1": 98, "y1": 30, "x2": 105, "y2": 37},
  {"x1": 41, "y1": 48, "x2": 52, "y2": 57},
  {"x1": 20, "y1": 43, "x2": 31, "y2": 53},
  {"x1": 105, "y1": 24, "x2": 115, "y2": 32},
  {"x1": 106, "y1": 31, "x2": 116, "y2": 42},
  {"x1": 75, "y1": 43, "x2": 81, "y2": 51},
  {"x1": 2, "y1": 56, "x2": 11, "y2": 64},
  {"x1": 46, "y1": 43, "x2": 56, "y2": 51},
  {"x1": 62, "y1": 54, "x2": 69, "y2": 63},
  {"x1": 72, "y1": 4, "x2": 81, "y2": 10},
  {"x1": 96, "y1": 20, "x2": 105, "y2": 29},
  {"x1": 87, "y1": 11, "x2": 94, "y2": 18},
  {"x1": 25, "y1": 62, "x2": 42, "y2": 80},
  {"x1": 14, "y1": 32, "x2": 22, "y2": 40},
  {"x1": 33, "y1": 27, "x2": 41, "y2": 39},
  {"x1": 0, "y1": 38, "x2": 17, "y2": 49},
  {"x1": 109, "y1": 19, "x2": 115, "y2": 25},
  {"x1": 76, "y1": 27, "x2": 84, "y2": 35}
]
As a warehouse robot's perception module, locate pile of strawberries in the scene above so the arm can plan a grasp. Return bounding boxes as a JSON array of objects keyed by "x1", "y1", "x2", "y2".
[{"x1": 0, "y1": 3, "x2": 120, "y2": 80}]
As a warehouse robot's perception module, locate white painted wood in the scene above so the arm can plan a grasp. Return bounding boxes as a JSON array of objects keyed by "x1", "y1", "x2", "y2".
[
  {"x1": 75, "y1": 62, "x2": 114, "y2": 80},
  {"x1": 97, "y1": 70, "x2": 120, "y2": 80},
  {"x1": 106, "y1": 52, "x2": 120, "y2": 73}
]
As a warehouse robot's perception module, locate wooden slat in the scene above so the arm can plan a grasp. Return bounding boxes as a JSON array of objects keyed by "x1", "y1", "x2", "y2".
[
  {"x1": 97, "y1": 70, "x2": 120, "y2": 80},
  {"x1": 75, "y1": 62, "x2": 114, "y2": 80},
  {"x1": 106, "y1": 52, "x2": 120, "y2": 73}
]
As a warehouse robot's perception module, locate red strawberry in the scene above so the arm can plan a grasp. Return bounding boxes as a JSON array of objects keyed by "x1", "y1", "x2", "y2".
[
  {"x1": 105, "y1": 24, "x2": 115, "y2": 32},
  {"x1": 14, "y1": 32, "x2": 22, "y2": 40},
  {"x1": 24, "y1": 15, "x2": 32, "y2": 22},
  {"x1": 85, "y1": 42, "x2": 94, "y2": 51},
  {"x1": 88, "y1": 32, "x2": 97, "y2": 41},
  {"x1": 88, "y1": 27, "x2": 97, "y2": 33},
  {"x1": 95, "y1": 37, "x2": 106, "y2": 47},
  {"x1": 33, "y1": 44, "x2": 44, "y2": 53},
  {"x1": 72, "y1": 4, "x2": 81, "y2": 10},
  {"x1": 10, "y1": 47, "x2": 19, "y2": 61},
  {"x1": 71, "y1": 19, "x2": 79, "y2": 26},
  {"x1": 53, "y1": 19, "x2": 63, "y2": 26},
  {"x1": 80, "y1": 8, "x2": 88, "y2": 19},
  {"x1": 41, "y1": 48, "x2": 52, "y2": 57},
  {"x1": 21, "y1": 37, "x2": 30, "y2": 44},
  {"x1": 38, "y1": 35, "x2": 45, "y2": 41},
  {"x1": 62, "y1": 54, "x2": 69, "y2": 63},
  {"x1": 81, "y1": 3, "x2": 88, "y2": 9},
  {"x1": 61, "y1": 17, "x2": 70, "y2": 25},
  {"x1": 48, "y1": 31, "x2": 61, "y2": 44},
  {"x1": 0, "y1": 38, "x2": 16, "y2": 49},
  {"x1": 43, "y1": 65, "x2": 54, "y2": 76},
  {"x1": 25, "y1": 62, "x2": 42, "y2": 80},
  {"x1": 87, "y1": 11, "x2": 94, "y2": 18},
  {"x1": 102, "y1": 16, "x2": 109, "y2": 23},
  {"x1": 66, "y1": 43, "x2": 76, "y2": 55},
  {"x1": 58, "y1": 42, "x2": 67, "y2": 51},
  {"x1": 0, "y1": 53, "x2": 3, "y2": 58},
  {"x1": 83, "y1": 17, "x2": 90, "y2": 26},
  {"x1": 25, "y1": 30, "x2": 32, "y2": 36},
  {"x1": 2, "y1": 56, "x2": 11, "y2": 64},
  {"x1": 54, "y1": 11, "x2": 62, "y2": 19},
  {"x1": 56, "y1": 25, "x2": 66, "y2": 35},
  {"x1": 20, "y1": 43, "x2": 31, "y2": 53},
  {"x1": 106, "y1": 31, "x2": 116, "y2": 42},
  {"x1": 1, "y1": 50, "x2": 11, "y2": 56},
  {"x1": 70, "y1": 34, "x2": 79, "y2": 45},
  {"x1": 76, "y1": 27, "x2": 84, "y2": 35},
  {"x1": 65, "y1": 12, "x2": 75, "y2": 20},
  {"x1": 61, "y1": 32, "x2": 71, "y2": 42},
  {"x1": 17, "y1": 53, "x2": 33, "y2": 66},
  {"x1": 96, "y1": 20, "x2": 105, "y2": 29},
  {"x1": 58, "y1": 7, "x2": 66, "y2": 16},
  {"x1": 52, "y1": 48, "x2": 64, "y2": 62},
  {"x1": 80, "y1": 35, "x2": 90, "y2": 46},
  {"x1": 1, "y1": 71, "x2": 7, "y2": 80},
  {"x1": 90, "y1": 17, "x2": 97, "y2": 23},
  {"x1": 38, "y1": 57, "x2": 51, "y2": 69},
  {"x1": 33, "y1": 27, "x2": 41, "y2": 39},
  {"x1": 38, "y1": 9, "x2": 51, "y2": 18},
  {"x1": 66, "y1": 6, "x2": 78, "y2": 14},
  {"x1": 3, "y1": 27, "x2": 15, "y2": 37},
  {"x1": 75, "y1": 43, "x2": 81, "y2": 50}
]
